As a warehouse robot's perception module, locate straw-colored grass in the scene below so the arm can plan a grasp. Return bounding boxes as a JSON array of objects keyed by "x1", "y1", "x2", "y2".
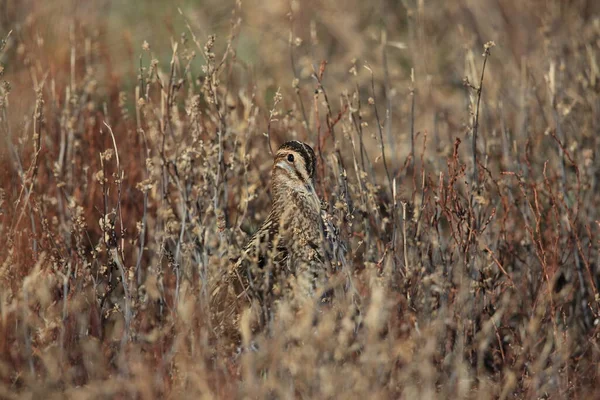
[{"x1": 1, "y1": 1, "x2": 599, "y2": 398}]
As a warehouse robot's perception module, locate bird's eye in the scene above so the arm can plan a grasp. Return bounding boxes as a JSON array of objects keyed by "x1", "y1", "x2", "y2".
[{"x1": 287, "y1": 154, "x2": 294, "y2": 162}]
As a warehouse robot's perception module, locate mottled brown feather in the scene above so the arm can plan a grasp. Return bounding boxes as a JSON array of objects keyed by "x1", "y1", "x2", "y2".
[{"x1": 230, "y1": 141, "x2": 325, "y2": 319}]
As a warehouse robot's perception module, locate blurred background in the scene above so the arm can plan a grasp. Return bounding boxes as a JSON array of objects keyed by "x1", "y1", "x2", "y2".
[{"x1": 3, "y1": 0, "x2": 598, "y2": 166}]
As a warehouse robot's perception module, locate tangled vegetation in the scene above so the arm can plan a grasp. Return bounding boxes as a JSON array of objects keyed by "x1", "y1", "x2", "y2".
[{"x1": 1, "y1": 0, "x2": 599, "y2": 398}]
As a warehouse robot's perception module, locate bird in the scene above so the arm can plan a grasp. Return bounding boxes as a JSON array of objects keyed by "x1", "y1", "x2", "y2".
[{"x1": 229, "y1": 140, "x2": 328, "y2": 323}]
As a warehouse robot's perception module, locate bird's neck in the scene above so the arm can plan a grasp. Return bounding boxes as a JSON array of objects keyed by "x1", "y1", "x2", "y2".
[{"x1": 271, "y1": 175, "x2": 321, "y2": 221}]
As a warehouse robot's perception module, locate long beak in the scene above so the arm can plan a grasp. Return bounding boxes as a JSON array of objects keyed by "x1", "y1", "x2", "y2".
[
  {"x1": 306, "y1": 181, "x2": 322, "y2": 209},
  {"x1": 276, "y1": 161, "x2": 321, "y2": 208},
  {"x1": 305, "y1": 180, "x2": 316, "y2": 195}
]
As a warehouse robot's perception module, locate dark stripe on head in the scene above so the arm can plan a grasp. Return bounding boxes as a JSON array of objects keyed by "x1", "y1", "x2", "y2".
[{"x1": 279, "y1": 140, "x2": 316, "y2": 180}]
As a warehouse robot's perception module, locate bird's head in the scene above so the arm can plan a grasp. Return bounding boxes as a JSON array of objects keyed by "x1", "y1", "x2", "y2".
[{"x1": 271, "y1": 140, "x2": 319, "y2": 206}]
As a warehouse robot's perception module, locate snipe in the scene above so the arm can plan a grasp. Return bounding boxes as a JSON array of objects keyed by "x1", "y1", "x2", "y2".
[{"x1": 231, "y1": 140, "x2": 327, "y2": 320}]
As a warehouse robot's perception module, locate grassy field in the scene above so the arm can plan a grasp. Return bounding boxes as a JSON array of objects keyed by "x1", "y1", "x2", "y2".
[{"x1": 1, "y1": 0, "x2": 600, "y2": 398}]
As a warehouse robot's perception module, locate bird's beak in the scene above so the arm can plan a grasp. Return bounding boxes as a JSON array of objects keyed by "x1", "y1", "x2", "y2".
[
  {"x1": 306, "y1": 181, "x2": 321, "y2": 208},
  {"x1": 306, "y1": 181, "x2": 316, "y2": 195}
]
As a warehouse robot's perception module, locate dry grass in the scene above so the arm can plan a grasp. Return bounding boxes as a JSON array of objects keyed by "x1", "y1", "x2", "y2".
[{"x1": 1, "y1": 0, "x2": 600, "y2": 398}]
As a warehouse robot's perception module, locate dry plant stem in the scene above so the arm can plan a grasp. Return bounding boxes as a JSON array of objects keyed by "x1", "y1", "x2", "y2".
[
  {"x1": 0, "y1": 30, "x2": 11, "y2": 52},
  {"x1": 366, "y1": 66, "x2": 393, "y2": 197},
  {"x1": 267, "y1": 88, "x2": 281, "y2": 155},
  {"x1": 136, "y1": 189, "x2": 148, "y2": 284},
  {"x1": 206, "y1": 66, "x2": 228, "y2": 226},
  {"x1": 467, "y1": 44, "x2": 492, "y2": 240},
  {"x1": 13, "y1": 84, "x2": 45, "y2": 233},
  {"x1": 350, "y1": 88, "x2": 368, "y2": 173},
  {"x1": 105, "y1": 122, "x2": 126, "y2": 259},
  {"x1": 414, "y1": 133, "x2": 427, "y2": 240},
  {"x1": 312, "y1": 62, "x2": 335, "y2": 186},
  {"x1": 172, "y1": 173, "x2": 187, "y2": 303},
  {"x1": 310, "y1": 66, "x2": 352, "y2": 217},
  {"x1": 111, "y1": 248, "x2": 132, "y2": 345},
  {"x1": 4, "y1": 111, "x2": 39, "y2": 256},
  {"x1": 410, "y1": 69, "x2": 415, "y2": 172},
  {"x1": 139, "y1": 55, "x2": 145, "y2": 101},
  {"x1": 365, "y1": 66, "x2": 397, "y2": 272},
  {"x1": 201, "y1": 30, "x2": 239, "y2": 228},
  {"x1": 178, "y1": 7, "x2": 210, "y2": 64},
  {"x1": 163, "y1": 45, "x2": 198, "y2": 293},
  {"x1": 349, "y1": 84, "x2": 375, "y2": 183},
  {"x1": 135, "y1": 88, "x2": 149, "y2": 286},
  {"x1": 69, "y1": 23, "x2": 76, "y2": 91},
  {"x1": 382, "y1": 30, "x2": 395, "y2": 169},
  {"x1": 105, "y1": 123, "x2": 132, "y2": 346},
  {"x1": 289, "y1": 10, "x2": 311, "y2": 137},
  {"x1": 348, "y1": 133, "x2": 374, "y2": 248},
  {"x1": 471, "y1": 48, "x2": 489, "y2": 182},
  {"x1": 401, "y1": 201, "x2": 409, "y2": 274},
  {"x1": 59, "y1": 261, "x2": 71, "y2": 361},
  {"x1": 22, "y1": 289, "x2": 35, "y2": 375}
]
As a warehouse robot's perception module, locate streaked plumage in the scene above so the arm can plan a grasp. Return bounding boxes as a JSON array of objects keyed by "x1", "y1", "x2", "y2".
[{"x1": 231, "y1": 141, "x2": 327, "y2": 320}]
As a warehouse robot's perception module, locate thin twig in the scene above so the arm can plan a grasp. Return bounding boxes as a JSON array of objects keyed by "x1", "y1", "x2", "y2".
[{"x1": 365, "y1": 64, "x2": 393, "y2": 197}]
